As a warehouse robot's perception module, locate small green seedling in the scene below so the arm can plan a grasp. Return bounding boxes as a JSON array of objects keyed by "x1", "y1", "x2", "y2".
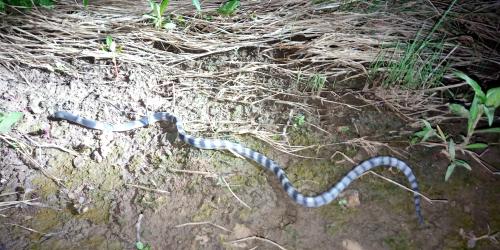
[
  {"x1": 0, "y1": 0, "x2": 54, "y2": 11},
  {"x1": 338, "y1": 198, "x2": 348, "y2": 207},
  {"x1": 453, "y1": 71, "x2": 500, "y2": 145},
  {"x1": 145, "y1": 0, "x2": 171, "y2": 29},
  {"x1": 413, "y1": 72, "x2": 500, "y2": 181},
  {"x1": 102, "y1": 36, "x2": 123, "y2": 78},
  {"x1": 309, "y1": 74, "x2": 326, "y2": 93},
  {"x1": 0, "y1": 112, "x2": 23, "y2": 133},
  {"x1": 292, "y1": 114, "x2": 306, "y2": 129},
  {"x1": 217, "y1": 0, "x2": 240, "y2": 15},
  {"x1": 192, "y1": 0, "x2": 201, "y2": 12},
  {"x1": 444, "y1": 138, "x2": 471, "y2": 181},
  {"x1": 135, "y1": 241, "x2": 151, "y2": 250}
]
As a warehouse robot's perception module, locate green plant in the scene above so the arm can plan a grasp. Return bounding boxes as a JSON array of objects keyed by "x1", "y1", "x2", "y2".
[
  {"x1": 413, "y1": 72, "x2": 500, "y2": 181},
  {"x1": 144, "y1": 0, "x2": 172, "y2": 29},
  {"x1": 309, "y1": 74, "x2": 326, "y2": 93},
  {"x1": 102, "y1": 35, "x2": 123, "y2": 78},
  {"x1": 292, "y1": 114, "x2": 306, "y2": 129},
  {"x1": 145, "y1": 0, "x2": 201, "y2": 29},
  {"x1": 192, "y1": 0, "x2": 201, "y2": 12},
  {"x1": 0, "y1": 112, "x2": 23, "y2": 133},
  {"x1": 217, "y1": 0, "x2": 239, "y2": 16},
  {"x1": 369, "y1": 0, "x2": 457, "y2": 89},
  {"x1": 0, "y1": 0, "x2": 53, "y2": 12},
  {"x1": 135, "y1": 241, "x2": 151, "y2": 250}
]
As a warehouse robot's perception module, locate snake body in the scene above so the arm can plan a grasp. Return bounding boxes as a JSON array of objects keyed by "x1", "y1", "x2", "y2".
[{"x1": 54, "y1": 111, "x2": 423, "y2": 224}]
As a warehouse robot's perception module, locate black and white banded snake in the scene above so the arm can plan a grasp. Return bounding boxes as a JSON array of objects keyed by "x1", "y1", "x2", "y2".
[{"x1": 54, "y1": 111, "x2": 423, "y2": 224}]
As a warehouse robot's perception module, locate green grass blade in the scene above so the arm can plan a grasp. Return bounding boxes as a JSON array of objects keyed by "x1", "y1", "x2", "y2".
[
  {"x1": 448, "y1": 103, "x2": 469, "y2": 118},
  {"x1": 474, "y1": 127, "x2": 500, "y2": 134},
  {"x1": 464, "y1": 143, "x2": 488, "y2": 150},
  {"x1": 467, "y1": 96, "x2": 480, "y2": 135},
  {"x1": 485, "y1": 87, "x2": 500, "y2": 108},
  {"x1": 0, "y1": 112, "x2": 23, "y2": 133},
  {"x1": 455, "y1": 159, "x2": 472, "y2": 171},
  {"x1": 218, "y1": 0, "x2": 240, "y2": 15},
  {"x1": 483, "y1": 106, "x2": 494, "y2": 126},
  {"x1": 159, "y1": 0, "x2": 170, "y2": 16},
  {"x1": 448, "y1": 139, "x2": 455, "y2": 161},
  {"x1": 192, "y1": 0, "x2": 201, "y2": 11},
  {"x1": 445, "y1": 163, "x2": 456, "y2": 181},
  {"x1": 455, "y1": 71, "x2": 485, "y2": 101}
]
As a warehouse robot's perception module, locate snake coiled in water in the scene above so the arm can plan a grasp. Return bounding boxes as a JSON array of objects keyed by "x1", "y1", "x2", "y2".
[{"x1": 54, "y1": 111, "x2": 423, "y2": 224}]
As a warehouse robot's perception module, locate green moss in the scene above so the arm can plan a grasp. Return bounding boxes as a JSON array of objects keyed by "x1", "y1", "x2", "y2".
[
  {"x1": 286, "y1": 159, "x2": 342, "y2": 195},
  {"x1": 136, "y1": 128, "x2": 153, "y2": 145},
  {"x1": 78, "y1": 201, "x2": 111, "y2": 224},
  {"x1": 30, "y1": 208, "x2": 65, "y2": 233},
  {"x1": 238, "y1": 207, "x2": 252, "y2": 221},
  {"x1": 289, "y1": 128, "x2": 318, "y2": 146},
  {"x1": 384, "y1": 234, "x2": 416, "y2": 250},
  {"x1": 106, "y1": 143, "x2": 126, "y2": 162},
  {"x1": 284, "y1": 225, "x2": 300, "y2": 246},
  {"x1": 31, "y1": 175, "x2": 59, "y2": 199},
  {"x1": 323, "y1": 208, "x2": 353, "y2": 236},
  {"x1": 192, "y1": 202, "x2": 215, "y2": 222},
  {"x1": 127, "y1": 155, "x2": 144, "y2": 173},
  {"x1": 136, "y1": 192, "x2": 169, "y2": 211}
]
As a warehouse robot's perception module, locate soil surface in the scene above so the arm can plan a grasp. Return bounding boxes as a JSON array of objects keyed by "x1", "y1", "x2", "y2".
[{"x1": 0, "y1": 1, "x2": 499, "y2": 249}]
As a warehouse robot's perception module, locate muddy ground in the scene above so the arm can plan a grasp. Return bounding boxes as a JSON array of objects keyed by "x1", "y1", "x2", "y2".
[{"x1": 0, "y1": 1, "x2": 499, "y2": 249}]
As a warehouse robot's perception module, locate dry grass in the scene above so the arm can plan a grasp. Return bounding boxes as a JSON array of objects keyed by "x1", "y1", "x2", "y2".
[{"x1": 0, "y1": 0, "x2": 498, "y2": 180}]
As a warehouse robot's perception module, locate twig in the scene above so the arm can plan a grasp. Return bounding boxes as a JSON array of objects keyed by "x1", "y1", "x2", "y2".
[
  {"x1": 175, "y1": 221, "x2": 232, "y2": 232},
  {"x1": 23, "y1": 135, "x2": 79, "y2": 156},
  {"x1": 5, "y1": 223, "x2": 44, "y2": 235},
  {"x1": 169, "y1": 168, "x2": 218, "y2": 178},
  {"x1": 220, "y1": 176, "x2": 251, "y2": 209},
  {"x1": 136, "y1": 213, "x2": 144, "y2": 243},
  {"x1": 227, "y1": 236, "x2": 288, "y2": 250},
  {"x1": 367, "y1": 171, "x2": 434, "y2": 204},
  {"x1": 126, "y1": 184, "x2": 170, "y2": 194}
]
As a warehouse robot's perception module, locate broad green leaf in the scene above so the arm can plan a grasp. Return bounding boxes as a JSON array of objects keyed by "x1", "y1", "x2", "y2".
[
  {"x1": 485, "y1": 87, "x2": 500, "y2": 108},
  {"x1": 0, "y1": 112, "x2": 23, "y2": 133},
  {"x1": 455, "y1": 159, "x2": 472, "y2": 171},
  {"x1": 39, "y1": 0, "x2": 54, "y2": 8},
  {"x1": 218, "y1": 0, "x2": 240, "y2": 15},
  {"x1": 445, "y1": 163, "x2": 456, "y2": 181},
  {"x1": 464, "y1": 143, "x2": 488, "y2": 150},
  {"x1": 422, "y1": 120, "x2": 433, "y2": 130},
  {"x1": 436, "y1": 125, "x2": 447, "y2": 141},
  {"x1": 483, "y1": 105, "x2": 494, "y2": 126},
  {"x1": 421, "y1": 129, "x2": 435, "y2": 142},
  {"x1": 106, "y1": 35, "x2": 113, "y2": 48},
  {"x1": 448, "y1": 139, "x2": 455, "y2": 161},
  {"x1": 467, "y1": 96, "x2": 480, "y2": 135},
  {"x1": 159, "y1": 0, "x2": 170, "y2": 16},
  {"x1": 83, "y1": 0, "x2": 88, "y2": 7},
  {"x1": 0, "y1": 1, "x2": 5, "y2": 12},
  {"x1": 454, "y1": 71, "x2": 485, "y2": 101},
  {"x1": 448, "y1": 103, "x2": 469, "y2": 118},
  {"x1": 413, "y1": 130, "x2": 428, "y2": 138},
  {"x1": 192, "y1": 0, "x2": 201, "y2": 11},
  {"x1": 136, "y1": 241, "x2": 144, "y2": 249},
  {"x1": 475, "y1": 127, "x2": 500, "y2": 134},
  {"x1": 410, "y1": 136, "x2": 419, "y2": 145}
]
